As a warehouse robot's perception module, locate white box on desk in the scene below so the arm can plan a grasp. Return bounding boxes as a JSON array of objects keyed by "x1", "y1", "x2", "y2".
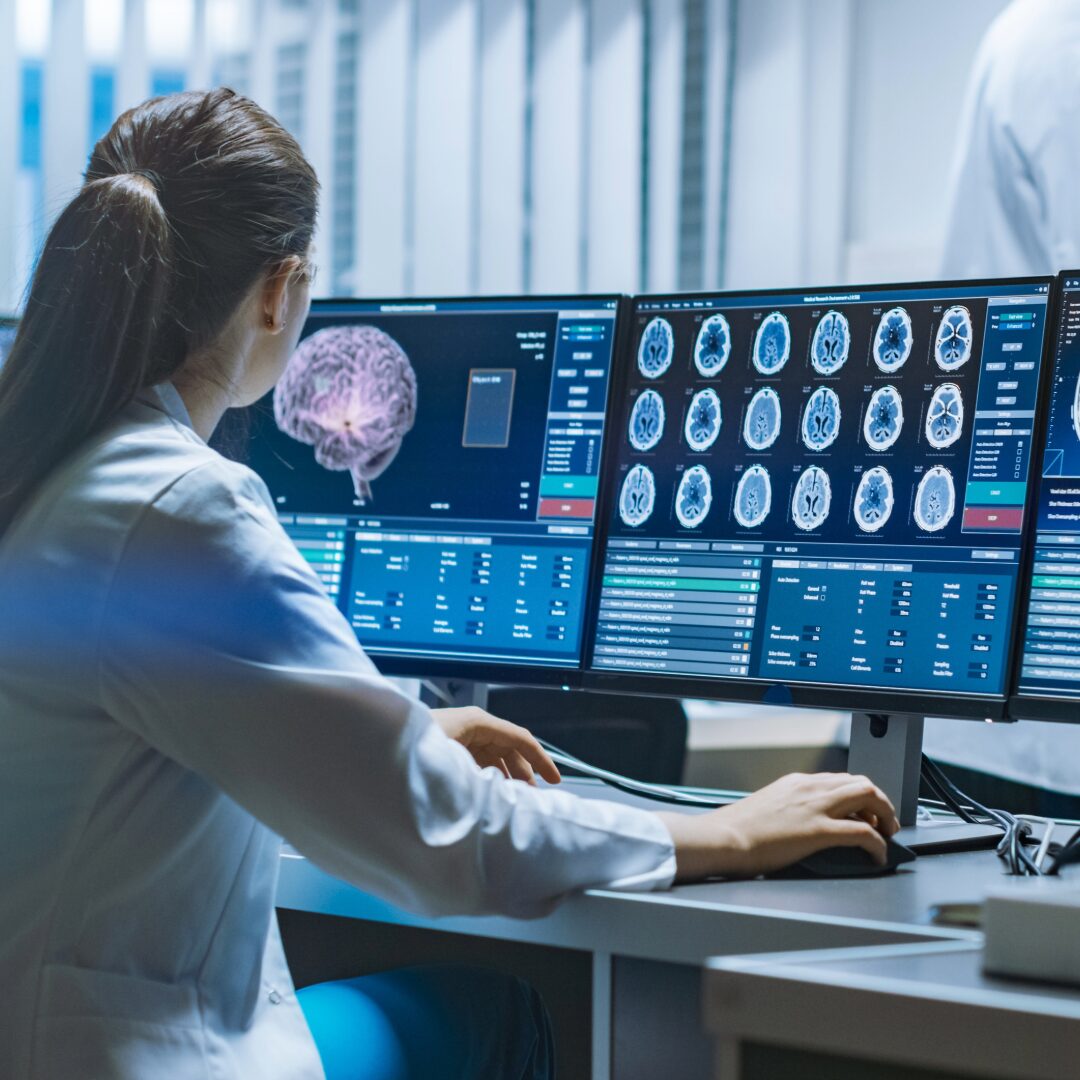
[{"x1": 983, "y1": 883, "x2": 1080, "y2": 987}]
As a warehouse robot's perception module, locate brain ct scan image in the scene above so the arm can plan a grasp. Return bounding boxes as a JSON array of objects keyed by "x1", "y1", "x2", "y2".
[
  {"x1": 743, "y1": 386, "x2": 782, "y2": 450},
  {"x1": 684, "y1": 388, "x2": 722, "y2": 451},
  {"x1": 801, "y1": 386, "x2": 841, "y2": 451},
  {"x1": 752, "y1": 312, "x2": 791, "y2": 374},
  {"x1": 925, "y1": 383, "x2": 964, "y2": 449},
  {"x1": 734, "y1": 464, "x2": 772, "y2": 528},
  {"x1": 628, "y1": 389, "x2": 665, "y2": 451},
  {"x1": 274, "y1": 324, "x2": 418, "y2": 502},
  {"x1": 694, "y1": 314, "x2": 732, "y2": 377},
  {"x1": 811, "y1": 310, "x2": 850, "y2": 375},
  {"x1": 619, "y1": 464, "x2": 656, "y2": 527},
  {"x1": 914, "y1": 465, "x2": 956, "y2": 532},
  {"x1": 675, "y1": 464, "x2": 713, "y2": 529},
  {"x1": 638, "y1": 317, "x2": 675, "y2": 379},
  {"x1": 863, "y1": 385, "x2": 904, "y2": 451},
  {"x1": 873, "y1": 307, "x2": 913, "y2": 372},
  {"x1": 934, "y1": 305, "x2": 973, "y2": 371},
  {"x1": 853, "y1": 466, "x2": 895, "y2": 533},
  {"x1": 791, "y1": 465, "x2": 832, "y2": 531}
]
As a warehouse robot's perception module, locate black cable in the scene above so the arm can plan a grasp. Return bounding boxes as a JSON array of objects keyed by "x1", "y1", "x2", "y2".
[
  {"x1": 1046, "y1": 826, "x2": 1080, "y2": 875},
  {"x1": 536, "y1": 738, "x2": 734, "y2": 809},
  {"x1": 922, "y1": 756, "x2": 1041, "y2": 876}
]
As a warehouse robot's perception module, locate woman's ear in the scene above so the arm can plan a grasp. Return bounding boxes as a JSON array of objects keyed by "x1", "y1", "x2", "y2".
[{"x1": 261, "y1": 257, "x2": 303, "y2": 333}]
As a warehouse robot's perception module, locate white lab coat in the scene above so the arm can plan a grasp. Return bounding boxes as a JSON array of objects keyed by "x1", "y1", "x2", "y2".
[
  {"x1": 926, "y1": 0, "x2": 1080, "y2": 795},
  {"x1": 0, "y1": 384, "x2": 675, "y2": 1080}
]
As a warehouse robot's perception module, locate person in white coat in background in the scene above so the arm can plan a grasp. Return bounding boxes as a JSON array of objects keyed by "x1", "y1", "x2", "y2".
[
  {"x1": 0, "y1": 88, "x2": 899, "y2": 1080},
  {"x1": 927, "y1": 0, "x2": 1080, "y2": 816}
]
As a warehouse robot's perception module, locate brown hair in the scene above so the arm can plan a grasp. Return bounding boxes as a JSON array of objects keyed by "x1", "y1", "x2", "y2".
[{"x1": 0, "y1": 87, "x2": 318, "y2": 536}]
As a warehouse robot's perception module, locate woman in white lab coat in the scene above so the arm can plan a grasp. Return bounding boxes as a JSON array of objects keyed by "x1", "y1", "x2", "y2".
[{"x1": 0, "y1": 88, "x2": 898, "y2": 1080}]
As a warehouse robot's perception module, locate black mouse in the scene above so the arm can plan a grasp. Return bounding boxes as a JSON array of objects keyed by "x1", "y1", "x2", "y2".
[{"x1": 771, "y1": 835, "x2": 917, "y2": 879}]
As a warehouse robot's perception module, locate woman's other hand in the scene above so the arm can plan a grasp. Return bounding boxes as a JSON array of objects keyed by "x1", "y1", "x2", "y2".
[{"x1": 432, "y1": 707, "x2": 562, "y2": 786}]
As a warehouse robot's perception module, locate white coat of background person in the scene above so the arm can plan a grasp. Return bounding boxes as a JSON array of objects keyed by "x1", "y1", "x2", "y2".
[
  {"x1": 925, "y1": 0, "x2": 1080, "y2": 798},
  {"x1": 0, "y1": 89, "x2": 901, "y2": 1080}
]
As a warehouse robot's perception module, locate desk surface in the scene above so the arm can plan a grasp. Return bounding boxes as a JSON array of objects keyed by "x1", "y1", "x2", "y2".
[
  {"x1": 705, "y1": 940, "x2": 1080, "y2": 1080},
  {"x1": 277, "y1": 778, "x2": 994, "y2": 965}
]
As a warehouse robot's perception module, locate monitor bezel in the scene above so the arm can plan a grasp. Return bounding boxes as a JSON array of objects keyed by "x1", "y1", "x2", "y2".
[
  {"x1": 1008, "y1": 270, "x2": 1080, "y2": 723},
  {"x1": 581, "y1": 275, "x2": 1057, "y2": 721},
  {"x1": 278, "y1": 292, "x2": 633, "y2": 688}
]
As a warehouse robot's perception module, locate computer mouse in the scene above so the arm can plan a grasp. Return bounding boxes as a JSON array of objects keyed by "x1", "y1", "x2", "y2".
[{"x1": 771, "y1": 835, "x2": 917, "y2": 879}]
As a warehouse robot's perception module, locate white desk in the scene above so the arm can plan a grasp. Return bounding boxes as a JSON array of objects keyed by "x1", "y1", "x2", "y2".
[
  {"x1": 277, "y1": 778, "x2": 994, "y2": 1079},
  {"x1": 705, "y1": 940, "x2": 1080, "y2": 1080}
]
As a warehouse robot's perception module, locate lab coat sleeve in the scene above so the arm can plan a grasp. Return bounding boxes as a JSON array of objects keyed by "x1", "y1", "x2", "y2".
[{"x1": 97, "y1": 461, "x2": 676, "y2": 918}]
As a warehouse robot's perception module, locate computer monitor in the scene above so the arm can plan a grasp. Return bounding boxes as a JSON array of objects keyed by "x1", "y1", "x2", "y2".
[
  {"x1": 1010, "y1": 272, "x2": 1080, "y2": 721},
  {"x1": 0, "y1": 316, "x2": 16, "y2": 367},
  {"x1": 232, "y1": 295, "x2": 626, "y2": 685},
  {"x1": 585, "y1": 278, "x2": 1054, "y2": 722}
]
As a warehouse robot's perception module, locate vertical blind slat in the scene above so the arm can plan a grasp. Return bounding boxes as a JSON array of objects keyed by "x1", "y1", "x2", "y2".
[
  {"x1": 585, "y1": 0, "x2": 643, "y2": 294},
  {"x1": 116, "y1": 0, "x2": 148, "y2": 113},
  {"x1": 645, "y1": 0, "x2": 684, "y2": 293},
  {"x1": 530, "y1": 0, "x2": 586, "y2": 293},
  {"x1": 475, "y1": 0, "x2": 526, "y2": 294},
  {"x1": 188, "y1": 0, "x2": 211, "y2": 90},
  {"x1": 0, "y1": 0, "x2": 18, "y2": 309},
  {"x1": 412, "y1": 0, "x2": 478, "y2": 295},
  {"x1": 303, "y1": 0, "x2": 337, "y2": 295},
  {"x1": 43, "y1": 0, "x2": 88, "y2": 219},
  {"x1": 355, "y1": 0, "x2": 412, "y2": 295},
  {"x1": 702, "y1": 0, "x2": 728, "y2": 288}
]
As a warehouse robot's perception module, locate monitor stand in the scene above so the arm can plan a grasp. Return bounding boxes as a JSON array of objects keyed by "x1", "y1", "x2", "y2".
[{"x1": 848, "y1": 713, "x2": 1003, "y2": 854}]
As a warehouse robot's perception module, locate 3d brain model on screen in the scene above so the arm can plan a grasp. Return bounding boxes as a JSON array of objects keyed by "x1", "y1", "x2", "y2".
[{"x1": 275, "y1": 325, "x2": 418, "y2": 501}]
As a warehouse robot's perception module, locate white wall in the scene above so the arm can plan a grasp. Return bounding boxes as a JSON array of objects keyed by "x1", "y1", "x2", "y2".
[
  {"x1": 724, "y1": 0, "x2": 1010, "y2": 291},
  {"x1": 843, "y1": 0, "x2": 1010, "y2": 283}
]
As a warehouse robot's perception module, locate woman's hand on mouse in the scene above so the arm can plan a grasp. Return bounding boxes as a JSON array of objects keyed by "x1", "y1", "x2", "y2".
[
  {"x1": 656, "y1": 772, "x2": 900, "y2": 882},
  {"x1": 431, "y1": 707, "x2": 562, "y2": 786}
]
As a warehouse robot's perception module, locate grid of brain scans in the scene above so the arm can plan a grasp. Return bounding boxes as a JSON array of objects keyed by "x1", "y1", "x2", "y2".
[{"x1": 590, "y1": 281, "x2": 1052, "y2": 703}]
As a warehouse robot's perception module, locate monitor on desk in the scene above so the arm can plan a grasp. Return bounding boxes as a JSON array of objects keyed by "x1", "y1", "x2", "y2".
[
  {"x1": 231, "y1": 295, "x2": 626, "y2": 685},
  {"x1": 584, "y1": 278, "x2": 1054, "y2": 721},
  {"x1": 1011, "y1": 272, "x2": 1080, "y2": 721}
]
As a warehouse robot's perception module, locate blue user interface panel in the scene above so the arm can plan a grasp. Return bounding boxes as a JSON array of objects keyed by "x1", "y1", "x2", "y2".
[
  {"x1": 1015, "y1": 275, "x2": 1080, "y2": 703},
  {"x1": 241, "y1": 296, "x2": 619, "y2": 673},
  {"x1": 589, "y1": 280, "x2": 1051, "y2": 705}
]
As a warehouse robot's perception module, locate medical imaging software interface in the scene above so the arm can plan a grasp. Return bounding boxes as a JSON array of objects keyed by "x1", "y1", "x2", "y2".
[
  {"x1": 242, "y1": 297, "x2": 617, "y2": 669},
  {"x1": 590, "y1": 281, "x2": 1051, "y2": 700},
  {"x1": 1017, "y1": 277, "x2": 1080, "y2": 699}
]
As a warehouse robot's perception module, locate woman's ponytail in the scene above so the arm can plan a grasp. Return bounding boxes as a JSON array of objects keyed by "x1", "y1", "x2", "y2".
[
  {"x1": 0, "y1": 88, "x2": 317, "y2": 538},
  {"x1": 0, "y1": 173, "x2": 172, "y2": 534}
]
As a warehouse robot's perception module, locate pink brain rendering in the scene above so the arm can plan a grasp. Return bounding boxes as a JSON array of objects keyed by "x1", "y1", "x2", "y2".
[{"x1": 274, "y1": 324, "x2": 417, "y2": 501}]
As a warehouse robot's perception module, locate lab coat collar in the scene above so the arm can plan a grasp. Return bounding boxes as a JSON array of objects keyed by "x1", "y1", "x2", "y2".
[{"x1": 137, "y1": 382, "x2": 196, "y2": 433}]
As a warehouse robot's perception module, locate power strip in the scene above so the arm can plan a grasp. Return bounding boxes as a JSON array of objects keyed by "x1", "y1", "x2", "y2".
[{"x1": 983, "y1": 884, "x2": 1080, "y2": 987}]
